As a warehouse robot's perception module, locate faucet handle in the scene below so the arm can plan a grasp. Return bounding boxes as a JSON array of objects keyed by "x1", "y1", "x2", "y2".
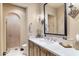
[{"x1": 63, "y1": 37, "x2": 67, "y2": 40}]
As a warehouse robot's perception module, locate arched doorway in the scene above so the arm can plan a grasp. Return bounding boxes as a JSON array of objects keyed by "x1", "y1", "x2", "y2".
[{"x1": 6, "y1": 13, "x2": 21, "y2": 49}]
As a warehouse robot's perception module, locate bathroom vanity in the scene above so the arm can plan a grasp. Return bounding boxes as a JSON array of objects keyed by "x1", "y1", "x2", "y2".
[
  {"x1": 28, "y1": 37, "x2": 79, "y2": 56},
  {"x1": 28, "y1": 38, "x2": 56, "y2": 56}
]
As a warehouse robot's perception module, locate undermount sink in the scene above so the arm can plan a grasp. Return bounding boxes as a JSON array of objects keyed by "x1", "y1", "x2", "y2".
[{"x1": 59, "y1": 42, "x2": 72, "y2": 48}]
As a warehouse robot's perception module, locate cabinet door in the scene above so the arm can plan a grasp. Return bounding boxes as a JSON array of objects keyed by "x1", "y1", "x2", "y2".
[
  {"x1": 28, "y1": 40, "x2": 30, "y2": 56},
  {"x1": 34, "y1": 44, "x2": 38, "y2": 56},
  {"x1": 34, "y1": 44, "x2": 42, "y2": 56},
  {"x1": 40, "y1": 48, "x2": 47, "y2": 56},
  {"x1": 29, "y1": 41, "x2": 34, "y2": 56},
  {"x1": 46, "y1": 52, "x2": 50, "y2": 56},
  {"x1": 37, "y1": 46, "x2": 41, "y2": 56}
]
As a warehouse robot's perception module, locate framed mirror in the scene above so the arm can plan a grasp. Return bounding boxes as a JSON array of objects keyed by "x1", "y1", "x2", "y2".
[{"x1": 44, "y1": 3, "x2": 67, "y2": 36}]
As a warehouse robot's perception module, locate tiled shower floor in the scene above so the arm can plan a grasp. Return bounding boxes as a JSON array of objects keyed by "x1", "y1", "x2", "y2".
[{"x1": 6, "y1": 47, "x2": 26, "y2": 56}]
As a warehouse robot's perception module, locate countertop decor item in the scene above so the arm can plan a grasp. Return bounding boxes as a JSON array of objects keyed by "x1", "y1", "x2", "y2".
[
  {"x1": 36, "y1": 29, "x2": 42, "y2": 38},
  {"x1": 59, "y1": 42, "x2": 72, "y2": 48},
  {"x1": 68, "y1": 3, "x2": 79, "y2": 19}
]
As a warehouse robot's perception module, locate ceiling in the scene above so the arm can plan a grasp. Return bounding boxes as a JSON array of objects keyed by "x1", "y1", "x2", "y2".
[{"x1": 47, "y1": 3, "x2": 64, "y2": 8}]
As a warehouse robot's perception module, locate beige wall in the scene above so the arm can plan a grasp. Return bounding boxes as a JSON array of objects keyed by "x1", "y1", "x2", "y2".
[
  {"x1": 67, "y1": 4, "x2": 79, "y2": 41},
  {"x1": 0, "y1": 3, "x2": 1, "y2": 55},
  {"x1": 0, "y1": 3, "x2": 4, "y2": 55},
  {"x1": 27, "y1": 4, "x2": 40, "y2": 37}
]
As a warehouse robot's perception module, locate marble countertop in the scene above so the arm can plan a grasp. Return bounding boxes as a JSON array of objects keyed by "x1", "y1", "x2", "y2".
[{"x1": 29, "y1": 37, "x2": 79, "y2": 56}]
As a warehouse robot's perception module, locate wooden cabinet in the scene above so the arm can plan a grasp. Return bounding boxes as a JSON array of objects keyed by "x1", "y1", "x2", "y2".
[
  {"x1": 28, "y1": 40, "x2": 56, "y2": 56},
  {"x1": 34, "y1": 44, "x2": 40, "y2": 56},
  {"x1": 28, "y1": 40, "x2": 34, "y2": 56},
  {"x1": 40, "y1": 48, "x2": 48, "y2": 56}
]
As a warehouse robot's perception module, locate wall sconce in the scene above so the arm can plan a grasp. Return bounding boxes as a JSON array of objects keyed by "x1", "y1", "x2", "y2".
[
  {"x1": 38, "y1": 14, "x2": 44, "y2": 25},
  {"x1": 68, "y1": 3, "x2": 79, "y2": 19},
  {"x1": 41, "y1": 20, "x2": 44, "y2": 25}
]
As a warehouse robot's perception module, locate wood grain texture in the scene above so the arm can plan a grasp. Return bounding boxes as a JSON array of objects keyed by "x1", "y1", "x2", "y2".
[{"x1": 28, "y1": 40, "x2": 56, "y2": 56}]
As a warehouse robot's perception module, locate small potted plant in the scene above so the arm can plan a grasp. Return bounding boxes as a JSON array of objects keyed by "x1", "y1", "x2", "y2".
[{"x1": 36, "y1": 28, "x2": 42, "y2": 38}]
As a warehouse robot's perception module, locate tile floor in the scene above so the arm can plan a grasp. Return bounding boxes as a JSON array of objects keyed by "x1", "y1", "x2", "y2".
[{"x1": 6, "y1": 47, "x2": 26, "y2": 56}]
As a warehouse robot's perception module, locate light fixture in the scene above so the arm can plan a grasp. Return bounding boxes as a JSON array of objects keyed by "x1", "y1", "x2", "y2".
[
  {"x1": 38, "y1": 14, "x2": 44, "y2": 25},
  {"x1": 68, "y1": 3, "x2": 79, "y2": 18}
]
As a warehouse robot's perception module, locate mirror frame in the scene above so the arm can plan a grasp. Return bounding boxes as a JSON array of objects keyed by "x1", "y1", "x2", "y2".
[{"x1": 44, "y1": 3, "x2": 67, "y2": 36}]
